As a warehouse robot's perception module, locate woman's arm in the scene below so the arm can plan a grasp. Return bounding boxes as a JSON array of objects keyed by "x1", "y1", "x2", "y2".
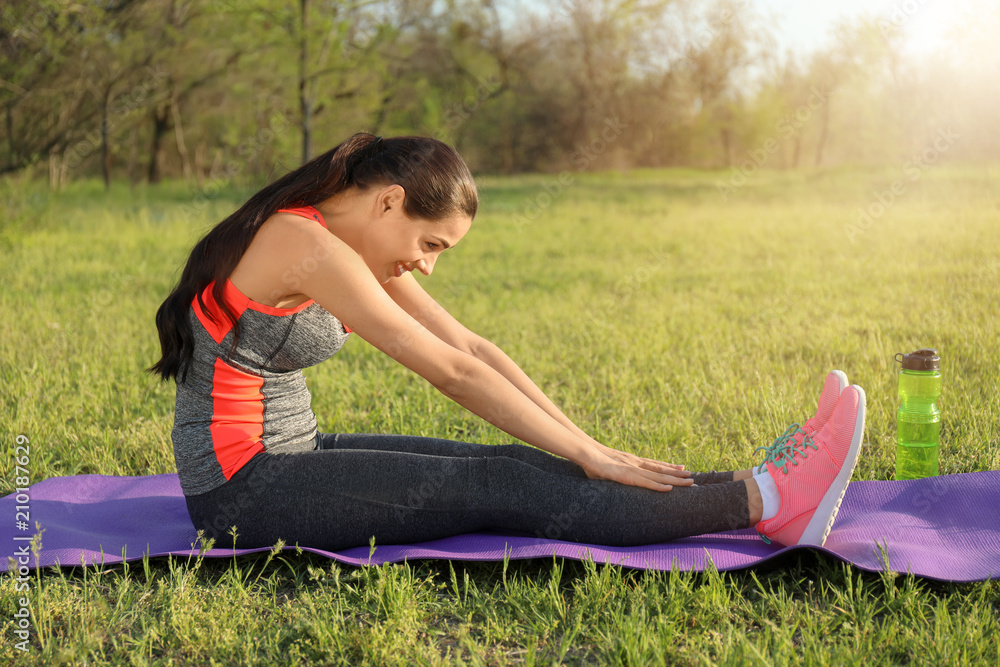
[
  {"x1": 469, "y1": 337, "x2": 689, "y2": 474},
  {"x1": 382, "y1": 272, "x2": 689, "y2": 477},
  {"x1": 258, "y1": 216, "x2": 690, "y2": 491}
]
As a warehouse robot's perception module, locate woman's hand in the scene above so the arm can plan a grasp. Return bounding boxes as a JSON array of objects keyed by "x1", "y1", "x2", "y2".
[
  {"x1": 578, "y1": 446, "x2": 695, "y2": 492},
  {"x1": 595, "y1": 444, "x2": 691, "y2": 476}
]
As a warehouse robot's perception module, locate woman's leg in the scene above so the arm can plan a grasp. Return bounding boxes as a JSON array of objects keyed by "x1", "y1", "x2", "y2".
[
  {"x1": 317, "y1": 432, "x2": 736, "y2": 485},
  {"x1": 317, "y1": 432, "x2": 589, "y2": 478},
  {"x1": 186, "y1": 436, "x2": 752, "y2": 551}
]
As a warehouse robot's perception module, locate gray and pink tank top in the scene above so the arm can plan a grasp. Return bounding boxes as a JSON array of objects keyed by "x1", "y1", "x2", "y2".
[{"x1": 171, "y1": 206, "x2": 350, "y2": 496}]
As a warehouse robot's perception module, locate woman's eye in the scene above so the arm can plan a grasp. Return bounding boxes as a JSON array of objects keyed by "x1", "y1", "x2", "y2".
[{"x1": 426, "y1": 242, "x2": 439, "y2": 251}]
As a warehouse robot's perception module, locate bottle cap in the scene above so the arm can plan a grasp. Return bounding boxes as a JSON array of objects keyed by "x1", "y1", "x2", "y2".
[{"x1": 894, "y1": 348, "x2": 940, "y2": 371}]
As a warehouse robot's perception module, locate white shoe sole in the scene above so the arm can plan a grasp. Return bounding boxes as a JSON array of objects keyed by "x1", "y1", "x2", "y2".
[{"x1": 798, "y1": 384, "x2": 866, "y2": 547}]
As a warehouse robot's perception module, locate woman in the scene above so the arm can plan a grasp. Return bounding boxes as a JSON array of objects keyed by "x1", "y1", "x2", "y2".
[{"x1": 149, "y1": 132, "x2": 866, "y2": 552}]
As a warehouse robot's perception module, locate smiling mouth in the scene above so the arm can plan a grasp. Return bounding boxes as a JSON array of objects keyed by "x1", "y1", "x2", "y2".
[{"x1": 394, "y1": 261, "x2": 411, "y2": 278}]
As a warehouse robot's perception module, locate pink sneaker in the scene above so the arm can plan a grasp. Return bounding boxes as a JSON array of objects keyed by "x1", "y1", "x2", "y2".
[
  {"x1": 756, "y1": 384, "x2": 866, "y2": 547},
  {"x1": 755, "y1": 370, "x2": 849, "y2": 474}
]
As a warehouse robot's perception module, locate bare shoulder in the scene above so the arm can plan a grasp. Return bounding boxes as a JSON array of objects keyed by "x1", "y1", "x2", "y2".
[
  {"x1": 232, "y1": 211, "x2": 357, "y2": 308},
  {"x1": 255, "y1": 210, "x2": 332, "y2": 249}
]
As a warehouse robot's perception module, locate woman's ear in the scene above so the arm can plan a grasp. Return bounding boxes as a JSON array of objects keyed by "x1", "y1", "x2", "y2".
[{"x1": 376, "y1": 184, "x2": 406, "y2": 215}]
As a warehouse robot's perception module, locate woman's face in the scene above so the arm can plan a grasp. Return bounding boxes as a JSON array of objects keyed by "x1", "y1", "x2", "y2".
[{"x1": 360, "y1": 186, "x2": 472, "y2": 284}]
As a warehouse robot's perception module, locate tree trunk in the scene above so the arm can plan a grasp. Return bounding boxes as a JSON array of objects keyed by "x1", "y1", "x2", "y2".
[
  {"x1": 370, "y1": 90, "x2": 393, "y2": 135},
  {"x1": 101, "y1": 85, "x2": 112, "y2": 191},
  {"x1": 148, "y1": 104, "x2": 170, "y2": 184},
  {"x1": 171, "y1": 91, "x2": 192, "y2": 181},
  {"x1": 49, "y1": 146, "x2": 68, "y2": 190},
  {"x1": 5, "y1": 105, "x2": 15, "y2": 168},
  {"x1": 194, "y1": 139, "x2": 206, "y2": 187},
  {"x1": 49, "y1": 147, "x2": 61, "y2": 190},
  {"x1": 127, "y1": 126, "x2": 139, "y2": 188},
  {"x1": 720, "y1": 126, "x2": 732, "y2": 167},
  {"x1": 501, "y1": 101, "x2": 513, "y2": 174},
  {"x1": 814, "y1": 97, "x2": 830, "y2": 167},
  {"x1": 299, "y1": 0, "x2": 312, "y2": 164}
]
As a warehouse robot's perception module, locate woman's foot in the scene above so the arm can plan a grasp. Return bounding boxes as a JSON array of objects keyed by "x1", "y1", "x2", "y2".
[
  {"x1": 799, "y1": 370, "x2": 849, "y2": 440},
  {"x1": 755, "y1": 370, "x2": 849, "y2": 474},
  {"x1": 755, "y1": 384, "x2": 866, "y2": 547}
]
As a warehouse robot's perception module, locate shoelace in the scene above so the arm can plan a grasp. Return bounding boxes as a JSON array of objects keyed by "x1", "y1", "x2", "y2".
[
  {"x1": 754, "y1": 423, "x2": 820, "y2": 545},
  {"x1": 753, "y1": 423, "x2": 808, "y2": 475}
]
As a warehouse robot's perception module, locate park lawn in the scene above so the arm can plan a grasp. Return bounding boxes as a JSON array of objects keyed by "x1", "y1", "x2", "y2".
[{"x1": 1, "y1": 164, "x2": 998, "y2": 665}]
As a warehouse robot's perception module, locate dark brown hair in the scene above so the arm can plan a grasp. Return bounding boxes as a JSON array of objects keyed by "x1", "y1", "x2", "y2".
[{"x1": 148, "y1": 132, "x2": 478, "y2": 383}]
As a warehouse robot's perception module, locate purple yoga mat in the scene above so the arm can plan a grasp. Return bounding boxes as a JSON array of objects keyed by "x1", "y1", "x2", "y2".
[{"x1": 3, "y1": 472, "x2": 998, "y2": 582}]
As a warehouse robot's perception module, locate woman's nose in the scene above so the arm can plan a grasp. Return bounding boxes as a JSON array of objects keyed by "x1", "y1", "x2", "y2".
[{"x1": 417, "y1": 256, "x2": 436, "y2": 276}]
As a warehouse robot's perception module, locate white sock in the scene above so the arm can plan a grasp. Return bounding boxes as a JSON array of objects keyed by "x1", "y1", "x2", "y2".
[{"x1": 753, "y1": 469, "x2": 781, "y2": 521}]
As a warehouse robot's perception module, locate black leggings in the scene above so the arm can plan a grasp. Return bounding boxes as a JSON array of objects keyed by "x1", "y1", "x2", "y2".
[{"x1": 184, "y1": 433, "x2": 750, "y2": 551}]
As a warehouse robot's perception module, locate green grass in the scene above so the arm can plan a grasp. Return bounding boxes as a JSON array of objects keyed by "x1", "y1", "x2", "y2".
[{"x1": 2, "y1": 164, "x2": 999, "y2": 664}]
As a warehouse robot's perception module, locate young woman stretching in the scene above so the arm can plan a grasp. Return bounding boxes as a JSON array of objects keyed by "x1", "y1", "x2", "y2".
[{"x1": 149, "y1": 133, "x2": 866, "y2": 552}]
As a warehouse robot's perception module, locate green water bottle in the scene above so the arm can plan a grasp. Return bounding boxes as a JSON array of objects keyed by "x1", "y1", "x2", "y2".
[{"x1": 894, "y1": 348, "x2": 942, "y2": 480}]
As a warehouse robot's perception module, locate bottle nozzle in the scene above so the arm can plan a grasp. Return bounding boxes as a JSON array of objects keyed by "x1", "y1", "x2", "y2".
[{"x1": 895, "y1": 348, "x2": 940, "y2": 371}]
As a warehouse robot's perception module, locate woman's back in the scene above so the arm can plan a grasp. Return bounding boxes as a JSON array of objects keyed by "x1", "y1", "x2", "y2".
[{"x1": 171, "y1": 207, "x2": 351, "y2": 496}]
